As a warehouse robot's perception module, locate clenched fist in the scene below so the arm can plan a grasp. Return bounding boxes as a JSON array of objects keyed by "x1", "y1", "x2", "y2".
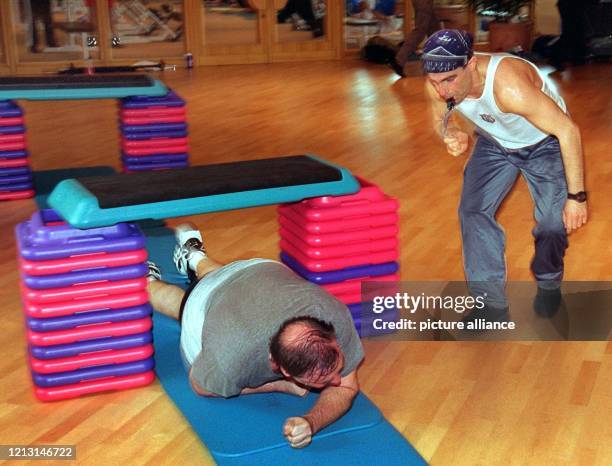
[
  {"x1": 443, "y1": 129, "x2": 469, "y2": 157},
  {"x1": 563, "y1": 200, "x2": 588, "y2": 234},
  {"x1": 283, "y1": 416, "x2": 312, "y2": 448}
]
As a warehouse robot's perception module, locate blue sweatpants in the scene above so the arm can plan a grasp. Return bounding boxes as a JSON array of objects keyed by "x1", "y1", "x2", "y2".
[{"x1": 459, "y1": 135, "x2": 569, "y2": 309}]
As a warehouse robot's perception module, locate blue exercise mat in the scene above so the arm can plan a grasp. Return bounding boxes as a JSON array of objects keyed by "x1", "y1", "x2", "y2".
[{"x1": 146, "y1": 227, "x2": 426, "y2": 465}]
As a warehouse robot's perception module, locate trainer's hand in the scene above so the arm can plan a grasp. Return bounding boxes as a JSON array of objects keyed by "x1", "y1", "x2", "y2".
[
  {"x1": 563, "y1": 200, "x2": 588, "y2": 234},
  {"x1": 283, "y1": 417, "x2": 312, "y2": 449},
  {"x1": 443, "y1": 129, "x2": 469, "y2": 157}
]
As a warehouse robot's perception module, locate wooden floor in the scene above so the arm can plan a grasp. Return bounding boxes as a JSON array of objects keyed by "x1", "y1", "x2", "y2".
[{"x1": 0, "y1": 60, "x2": 610, "y2": 465}]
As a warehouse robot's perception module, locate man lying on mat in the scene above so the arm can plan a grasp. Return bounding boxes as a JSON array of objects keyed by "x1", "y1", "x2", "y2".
[{"x1": 147, "y1": 223, "x2": 364, "y2": 449}]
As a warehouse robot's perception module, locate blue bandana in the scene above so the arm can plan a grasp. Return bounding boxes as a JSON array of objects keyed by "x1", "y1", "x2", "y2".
[{"x1": 421, "y1": 29, "x2": 474, "y2": 73}]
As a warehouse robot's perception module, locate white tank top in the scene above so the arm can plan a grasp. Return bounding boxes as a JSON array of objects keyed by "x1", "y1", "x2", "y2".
[{"x1": 456, "y1": 54, "x2": 566, "y2": 149}]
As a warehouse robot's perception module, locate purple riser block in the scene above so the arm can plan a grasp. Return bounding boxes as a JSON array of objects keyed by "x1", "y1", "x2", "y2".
[
  {"x1": 121, "y1": 130, "x2": 188, "y2": 140},
  {"x1": 121, "y1": 153, "x2": 189, "y2": 164},
  {"x1": 0, "y1": 100, "x2": 18, "y2": 108},
  {"x1": 23, "y1": 262, "x2": 148, "y2": 290},
  {"x1": 0, "y1": 174, "x2": 32, "y2": 185},
  {"x1": 30, "y1": 332, "x2": 153, "y2": 360},
  {"x1": 121, "y1": 123, "x2": 187, "y2": 133},
  {"x1": 27, "y1": 303, "x2": 153, "y2": 332},
  {"x1": 0, "y1": 167, "x2": 32, "y2": 176},
  {"x1": 0, "y1": 181, "x2": 33, "y2": 192},
  {"x1": 16, "y1": 209, "x2": 146, "y2": 261},
  {"x1": 348, "y1": 303, "x2": 399, "y2": 337},
  {"x1": 281, "y1": 252, "x2": 399, "y2": 285},
  {"x1": 348, "y1": 302, "x2": 398, "y2": 318},
  {"x1": 124, "y1": 160, "x2": 189, "y2": 171},
  {"x1": 0, "y1": 151, "x2": 28, "y2": 160},
  {"x1": 0, "y1": 125, "x2": 25, "y2": 135},
  {"x1": 0, "y1": 167, "x2": 30, "y2": 176},
  {"x1": 33, "y1": 357, "x2": 155, "y2": 387},
  {"x1": 0, "y1": 107, "x2": 23, "y2": 118},
  {"x1": 121, "y1": 91, "x2": 185, "y2": 109}
]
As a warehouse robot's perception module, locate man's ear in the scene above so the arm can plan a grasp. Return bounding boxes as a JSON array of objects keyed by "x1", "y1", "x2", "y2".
[
  {"x1": 467, "y1": 56, "x2": 477, "y2": 70},
  {"x1": 269, "y1": 354, "x2": 281, "y2": 373}
]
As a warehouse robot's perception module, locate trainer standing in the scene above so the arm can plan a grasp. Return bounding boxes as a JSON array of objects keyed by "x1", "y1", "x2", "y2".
[{"x1": 421, "y1": 30, "x2": 587, "y2": 318}]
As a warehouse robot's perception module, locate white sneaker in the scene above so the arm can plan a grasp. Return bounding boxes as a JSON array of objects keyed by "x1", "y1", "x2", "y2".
[{"x1": 173, "y1": 222, "x2": 206, "y2": 276}]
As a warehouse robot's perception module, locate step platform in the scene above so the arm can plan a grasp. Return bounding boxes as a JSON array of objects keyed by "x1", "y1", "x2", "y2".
[
  {"x1": 16, "y1": 209, "x2": 155, "y2": 401},
  {"x1": 0, "y1": 75, "x2": 168, "y2": 100},
  {"x1": 48, "y1": 155, "x2": 360, "y2": 228}
]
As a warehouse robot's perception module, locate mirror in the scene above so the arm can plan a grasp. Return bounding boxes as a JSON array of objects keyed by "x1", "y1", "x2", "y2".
[
  {"x1": 202, "y1": 0, "x2": 260, "y2": 46},
  {"x1": 109, "y1": 0, "x2": 185, "y2": 59},
  {"x1": 276, "y1": 0, "x2": 327, "y2": 43},
  {"x1": 13, "y1": 0, "x2": 99, "y2": 62},
  {"x1": 344, "y1": 0, "x2": 404, "y2": 50}
]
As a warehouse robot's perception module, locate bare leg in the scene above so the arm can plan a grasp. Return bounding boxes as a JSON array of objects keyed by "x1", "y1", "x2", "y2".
[
  {"x1": 147, "y1": 280, "x2": 185, "y2": 320},
  {"x1": 194, "y1": 256, "x2": 224, "y2": 280}
]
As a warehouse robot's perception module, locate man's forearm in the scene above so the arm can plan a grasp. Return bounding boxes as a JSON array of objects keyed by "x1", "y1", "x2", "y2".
[
  {"x1": 302, "y1": 386, "x2": 358, "y2": 434},
  {"x1": 241, "y1": 380, "x2": 306, "y2": 396},
  {"x1": 558, "y1": 124, "x2": 585, "y2": 193}
]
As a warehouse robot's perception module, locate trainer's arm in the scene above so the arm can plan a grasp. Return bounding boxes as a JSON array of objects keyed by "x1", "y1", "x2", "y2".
[
  {"x1": 283, "y1": 371, "x2": 359, "y2": 448},
  {"x1": 495, "y1": 60, "x2": 587, "y2": 233},
  {"x1": 425, "y1": 81, "x2": 470, "y2": 156},
  {"x1": 425, "y1": 80, "x2": 453, "y2": 138}
]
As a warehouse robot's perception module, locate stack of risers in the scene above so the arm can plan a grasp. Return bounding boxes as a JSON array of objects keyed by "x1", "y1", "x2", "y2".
[
  {"x1": 0, "y1": 100, "x2": 34, "y2": 200},
  {"x1": 118, "y1": 90, "x2": 190, "y2": 172},
  {"x1": 279, "y1": 178, "x2": 400, "y2": 337},
  {"x1": 16, "y1": 209, "x2": 156, "y2": 401}
]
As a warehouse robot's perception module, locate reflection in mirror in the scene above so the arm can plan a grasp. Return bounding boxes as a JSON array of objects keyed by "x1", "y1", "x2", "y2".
[
  {"x1": 472, "y1": 4, "x2": 530, "y2": 43},
  {"x1": 344, "y1": 0, "x2": 404, "y2": 50},
  {"x1": 276, "y1": 0, "x2": 327, "y2": 43},
  {"x1": 203, "y1": 1, "x2": 259, "y2": 46},
  {"x1": 13, "y1": 0, "x2": 99, "y2": 62},
  {"x1": 110, "y1": 0, "x2": 184, "y2": 59}
]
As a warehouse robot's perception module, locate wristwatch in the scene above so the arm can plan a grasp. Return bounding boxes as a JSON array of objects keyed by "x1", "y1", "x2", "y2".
[{"x1": 567, "y1": 191, "x2": 587, "y2": 202}]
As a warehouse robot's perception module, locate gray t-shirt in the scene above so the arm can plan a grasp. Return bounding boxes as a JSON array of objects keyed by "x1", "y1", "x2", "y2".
[{"x1": 189, "y1": 261, "x2": 364, "y2": 397}]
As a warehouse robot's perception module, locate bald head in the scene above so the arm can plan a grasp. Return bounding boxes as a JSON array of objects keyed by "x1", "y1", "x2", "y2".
[{"x1": 269, "y1": 316, "x2": 342, "y2": 382}]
